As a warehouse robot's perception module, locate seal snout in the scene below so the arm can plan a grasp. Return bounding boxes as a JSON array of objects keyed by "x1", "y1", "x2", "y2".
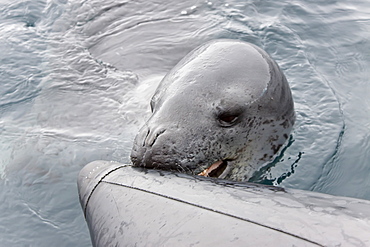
[{"x1": 130, "y1": 125, "x2": 167, "y2": 168}]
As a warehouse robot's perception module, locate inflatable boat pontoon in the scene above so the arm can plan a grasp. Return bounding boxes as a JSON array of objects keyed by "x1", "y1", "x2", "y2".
[{"x1": 78, "y1": 160, "x2": 370, "y2": 246}]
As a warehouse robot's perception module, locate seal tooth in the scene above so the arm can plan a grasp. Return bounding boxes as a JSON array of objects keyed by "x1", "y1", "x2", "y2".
[{"x1": 198, "y1": 160, "x2": 228, "y2": 178}]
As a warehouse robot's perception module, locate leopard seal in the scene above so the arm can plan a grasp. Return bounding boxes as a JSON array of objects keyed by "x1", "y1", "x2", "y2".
[{"x1": 130, "y1": 39, "x2": 295, "y2": 181}]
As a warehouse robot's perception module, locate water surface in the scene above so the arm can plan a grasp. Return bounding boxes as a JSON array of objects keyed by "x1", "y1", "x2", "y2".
[{"x1": 1, "y1": 0, "x2": 370, "y2": 246}]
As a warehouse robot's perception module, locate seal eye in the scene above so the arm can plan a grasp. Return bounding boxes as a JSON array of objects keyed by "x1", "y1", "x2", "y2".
[
  {"x1": 217, "y1": 112, "x2": 240, "y2": 127},
  {"x1": 214, "y1": 102, "x2": 244, "y2": 127},
  {"x1": 219, "y1": 114, "x2": 238, "y2": 123}
]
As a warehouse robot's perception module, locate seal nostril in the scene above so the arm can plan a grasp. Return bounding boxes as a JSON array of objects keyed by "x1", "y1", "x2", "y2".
[
  {"x1": 145, "y1": 128, "x2": 166, "y2": 147},
  {"x1": 150, "y1": 129, "x2": 166, "y2": 147},
  {"x1": 143, "y1": 129, "x2": 150, "y2": 147}
]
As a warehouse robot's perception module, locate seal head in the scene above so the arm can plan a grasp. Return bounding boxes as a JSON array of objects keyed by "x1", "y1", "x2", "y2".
[{"x1": 131, "y1": 40, "x2": 295, "y2": 181}]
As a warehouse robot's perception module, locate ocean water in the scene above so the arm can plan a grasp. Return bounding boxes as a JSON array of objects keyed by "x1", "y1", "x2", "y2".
[{"x1": 0, "y1": 0, "x2": 369, "y2": 246}]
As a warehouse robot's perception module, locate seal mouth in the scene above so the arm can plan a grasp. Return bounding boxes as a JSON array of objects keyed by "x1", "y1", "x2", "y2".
[{"x1": 198, "y1": 160, "x2": 230, "y2": 178}]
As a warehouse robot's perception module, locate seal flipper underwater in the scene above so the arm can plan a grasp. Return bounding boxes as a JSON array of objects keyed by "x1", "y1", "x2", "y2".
[{"x1": 130, "y1": 39, "x2": 295, "y2": 181}]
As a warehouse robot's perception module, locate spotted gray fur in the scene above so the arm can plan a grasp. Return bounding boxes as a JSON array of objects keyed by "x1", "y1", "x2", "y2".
[{"x1": 131, "y1": 39, "x2": 295, "y2": 181}]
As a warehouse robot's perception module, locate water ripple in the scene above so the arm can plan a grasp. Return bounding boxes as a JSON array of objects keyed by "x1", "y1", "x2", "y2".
[{"x1": 1, "y1": 0, "x2": 370, "y2": 246}]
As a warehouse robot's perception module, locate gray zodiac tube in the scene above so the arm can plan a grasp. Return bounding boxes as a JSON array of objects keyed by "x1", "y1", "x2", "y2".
[{"x1": 78, "y1": 160, "x2": 370, "y2": 247}]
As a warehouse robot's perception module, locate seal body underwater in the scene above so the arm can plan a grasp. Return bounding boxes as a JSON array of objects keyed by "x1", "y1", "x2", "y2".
[{"x1": 130, "y1": 39, "x2": 295, "y2": 181}]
